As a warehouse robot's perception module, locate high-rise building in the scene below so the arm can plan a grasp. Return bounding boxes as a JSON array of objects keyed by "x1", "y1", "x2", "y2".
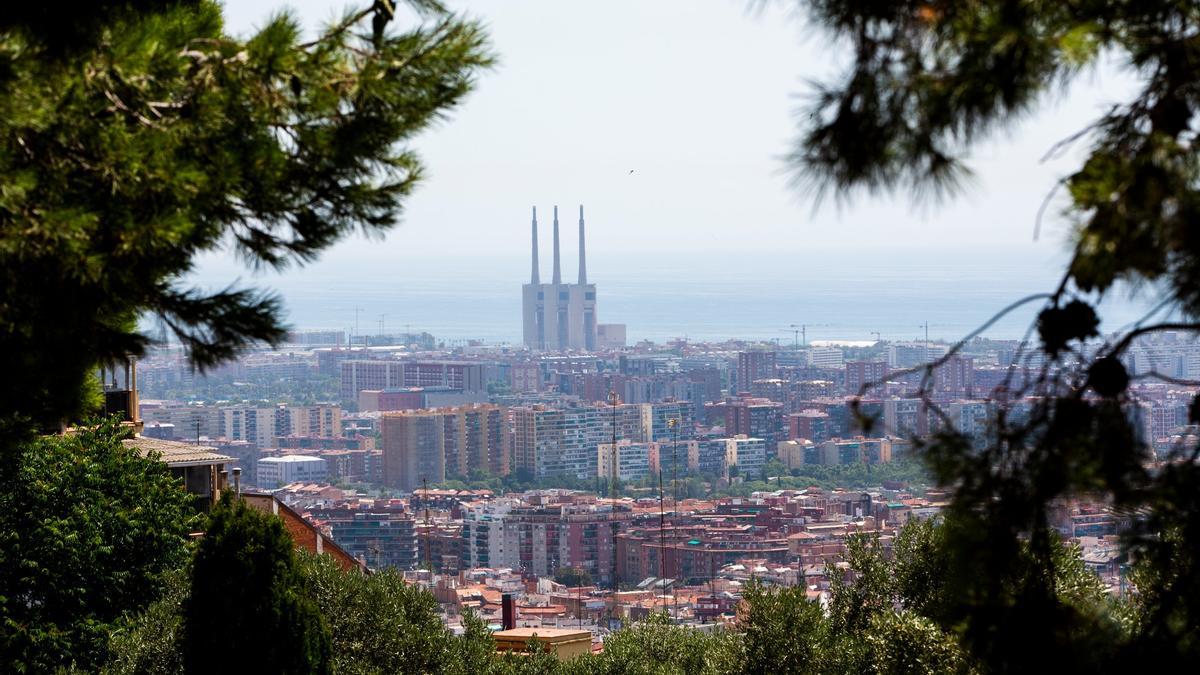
[
  {"x1": 597, "y1": 440, "x2": 658, "y2": 482},
  {"x1": 381, "y1": 405, "x2": 510, "y2": 490},
  {"x1": 445, "y1": 404, "x2": 511, "y2": 478},
  {"x1": 220, "y1": 405, "x2": 275, "y2": 447},
  {"x1": 807, "y1": 347, "x2": 845, "y2": 369},
  {"x1": 641, "y1": 401, "x2": 695, "y2": 444},
  {"x1": 691, "y1": 439, "x2": 729, "y2": 476},
  {"x1": 789, "y1": 409, "x2": 832, "y2": 443},
  {"x1": 736, "y1": 351, "x2": 776, "y2": 394},
  {"x1": 883, "y1": 398, "x2": 929, "y2": 438},
  {"x1": 512, "y1": 402, "x2": 644, "y2": 480},
  {"x1": 522, "y1": 205, "x2": 597, "y2": 351},
  {"x1": 724, "y1": 436, "x2": 767, "y2": 480},
  {"x1": 933, "y1": 356, "x2": 975, "y2": 399},
  {"x1": 724, "y1": 396, "x2": 784, "y2": 451},
  {"x1": 888, "y1": 342, "x2": 948, "y2": 368},
  {"x1": 512, "y1": 405, "x2": 601, "y2": 479},
  {"x1": 461, "y1": 498, "x2": 515, "y2": 570},
  {"x1": 845, "y1": 360, "x2": 889, "y2": 396},
  {"x1": 381, "y1": 410, "x2": 445, "y2": 491},
  {"x1": 312, "y1": 504, "x2": 417, "y2": 570},
  {"x1": 497, "y1": 500, "x2": 631, "y2": 585}
]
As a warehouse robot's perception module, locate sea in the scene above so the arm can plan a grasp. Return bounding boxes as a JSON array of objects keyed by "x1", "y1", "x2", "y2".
[{"x1": 189, "y1": 247, "x2": 1166, "y2": 347}]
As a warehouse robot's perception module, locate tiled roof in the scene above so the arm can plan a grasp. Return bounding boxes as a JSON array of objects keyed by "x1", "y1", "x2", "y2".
[{"x1": 123, "y1": 437, "x2": 233, "y2": 467}]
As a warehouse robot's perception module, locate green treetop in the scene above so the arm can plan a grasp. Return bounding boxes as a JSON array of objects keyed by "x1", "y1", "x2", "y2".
[
  {"x1": 0, "y1": 1, "x2": 492, "y2": 439},
  {"x1": 790, "y1": 0, "x2": 1200, "y2": 669}
]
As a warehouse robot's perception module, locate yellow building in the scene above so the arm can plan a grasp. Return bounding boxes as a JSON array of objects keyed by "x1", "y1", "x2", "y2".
[{"x1": 493, "y1": 628, "x2": 591, "y2": 660}]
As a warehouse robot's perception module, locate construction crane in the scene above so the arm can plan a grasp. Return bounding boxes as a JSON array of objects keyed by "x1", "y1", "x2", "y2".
[
  {"x1": 782, "y1": 323, "x2": 834, "y2": 347},
  {"x1": 789, "y1": 324, "x2": 805, "y2": 347}
]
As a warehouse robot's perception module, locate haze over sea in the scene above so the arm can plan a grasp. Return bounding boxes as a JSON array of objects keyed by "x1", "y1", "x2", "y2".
[{"x1": 191, "y1": 244, "x2": 1162, "y2": 347}]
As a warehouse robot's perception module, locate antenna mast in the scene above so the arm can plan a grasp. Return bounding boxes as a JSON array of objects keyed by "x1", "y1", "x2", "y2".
[{"x1": 422, "y1": 476, "x2": 432, "y2": 574}]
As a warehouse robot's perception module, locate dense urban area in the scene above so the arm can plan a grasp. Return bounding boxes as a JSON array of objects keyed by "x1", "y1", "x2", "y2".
[{"x1": 122, "y1": 320, "x2": 1182, "y2": 641}]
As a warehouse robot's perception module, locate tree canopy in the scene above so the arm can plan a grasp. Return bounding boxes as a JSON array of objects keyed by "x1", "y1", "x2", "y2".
[
  {"x1": 554, "y1": 566, "x2": 594, "y2": 589},
  {"x1": 183, "y1": 496, "x2": 331, "y2": 674},
  {"x1": 0, "y1": 1, "x2": 491, "y2": 437},
  {"x1": 0, "y1": 419, "x2": 197, "y2": 672},
  {"x1": 790, "y1": 0, "x2": 1200, "y2": 668}
]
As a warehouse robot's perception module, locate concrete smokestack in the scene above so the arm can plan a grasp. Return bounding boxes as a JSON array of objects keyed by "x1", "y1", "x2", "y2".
[
  {"x1": 530, "y1": 206, "x2": 539, "y2": 284},
  {"x1": 552, "y1": 205, "x2": 562, "y2": 285},
  {"x1": 578, "y1": 204, "x2": 587, "y2": 285}
]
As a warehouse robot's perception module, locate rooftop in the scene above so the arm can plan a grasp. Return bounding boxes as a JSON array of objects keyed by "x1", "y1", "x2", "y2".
[
  {"x1": 493, "y1": 627, "x2": 589, "y2": 640},
  {"x1": 259, "y1": 455, "x2": 324, "y2": 464},
  {"x1": 123, "y1": 437, "x2": 233, "y2": 468}
]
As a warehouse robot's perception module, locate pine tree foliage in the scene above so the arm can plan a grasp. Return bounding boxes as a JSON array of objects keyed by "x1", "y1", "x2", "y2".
[
  {"x1": 788, "y1": 1, "x2": 1200, "y2": 670},
  {"x1": 0, "y1": 2, "x2": 492, "y2": 436}
]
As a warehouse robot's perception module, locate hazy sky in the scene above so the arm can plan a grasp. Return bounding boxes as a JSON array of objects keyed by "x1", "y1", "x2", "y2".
[
  {"x1": 203, "y1": 0, "x2": 1136, "y2": 280},
  {"x1": 189, "y1": 1, "x2": 1163, "y2": 345}
]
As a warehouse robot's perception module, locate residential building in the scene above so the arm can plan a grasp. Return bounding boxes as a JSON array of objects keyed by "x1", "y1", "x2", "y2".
[
  {"x1": 311, "y1": 503, "x2": 417, "y2": 570},
  {"x1": 257, "y1": 455, "x2": 327, "y2": 489},
  {"x1": 380, "y1": 403, "x2": 509, "y2": 490},
  {"x1": 381, "y1": 410, "x2": 447, "y2": 490},
  {"x1": 641, "y1": 400, "x2": 695, "y2": 443},
  {"x1": 845, "y1": 360, "x2": 889, "y2": 396},
  {"x1": 789, "y1": 409, "x2": 832, "y2": 443},
  {"x1": 461, "y1": 499, "x2": 516, "y2": 569},
  {"x1": 736, "y1": 351, "x2": 776, "y2": 394},
  {"x1": 512, "y1": 403, "x2": 642, "y2": 480},
  {"x1": 597, "y1": 440, "x2": 658, "y2": 482},
  {"x1": 724, "y1": 396, "x2": 784, "y2": 451},
  {"x1": 934, "y1": 356, "x2": 975, "y2": 399},
  {"x1": 724, "y1": 436, "x2": 767, "y2": 480},
  {"x1": 807, "y1": 347, "x2": 845, "y2": 369}
]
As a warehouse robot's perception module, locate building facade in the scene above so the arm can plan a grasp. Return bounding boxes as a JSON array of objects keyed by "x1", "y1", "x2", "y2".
[
  {"x1": 736, "y1": 351, "x2": 777, "y2": 394},
  {"x1": 724, "y1": 436, "x2": 767, "y2": 479},
  {"x1": 381, "y1": 404, "x2": 510, "y2": 491},
  {"x1": 257, "y1": 455, "x2": 327, "y2": 489}
]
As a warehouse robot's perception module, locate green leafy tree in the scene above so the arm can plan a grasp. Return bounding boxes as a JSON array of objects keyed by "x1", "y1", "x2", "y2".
[
  {"x1": 103, "y1": 567, "x2": 190, "y2": 675},
  {"x1": 827, "y1": 534, "x2": 896, "y2": 638},
  {"x1": 890, "y1": 517, "x2": 950, "y2": 619},
  {"x1": 572, "y1": 613, "x2": 739, "y2": 675},
  {"x1": 789, "y1": 0, "x2": 1200, "y2": 668},
  {"x1": 761, "y1": 458, "x2": 787, "y2": 481},
  {"x1": 183, "y1": 496, "x2": 330, "y2": 674},
  {"x1": 554, "y1": 566, "x2": 594, "y2": 588},
  {"x1": 736, "y1": 578, "x2": 830, "y2": 674},
  {"x1": 863, "y1": 610, "x2": 970, "y2": 675},
  {"x1": 0, "y1": 418, "x2": 196, "y2": 672},
  {"x1": 299, "y1": 551, "x2": 489, "y2": 674},
  {"x1": 0, "y1": 1, "x2": 491, "y2": 438}
]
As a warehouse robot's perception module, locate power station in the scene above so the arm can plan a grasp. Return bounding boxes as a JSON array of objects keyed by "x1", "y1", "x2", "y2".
[{"x1": 522, "y1": 205, "x2": 596, "y2": 351}]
